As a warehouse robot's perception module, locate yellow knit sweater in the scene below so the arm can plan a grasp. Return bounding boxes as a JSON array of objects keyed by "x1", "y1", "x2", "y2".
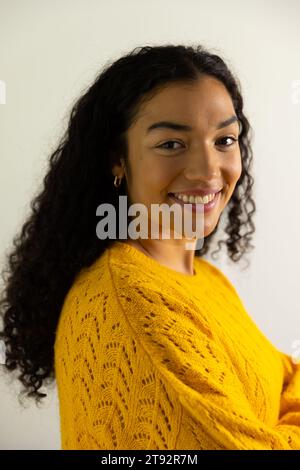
[{"x1": 54, "y1": 241, "x2": 300, "y2": 450}]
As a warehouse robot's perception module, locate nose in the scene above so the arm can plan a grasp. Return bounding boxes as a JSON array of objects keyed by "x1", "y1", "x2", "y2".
[{"x1": 183, "y1": 143, "x2": 221, "y2": 181}]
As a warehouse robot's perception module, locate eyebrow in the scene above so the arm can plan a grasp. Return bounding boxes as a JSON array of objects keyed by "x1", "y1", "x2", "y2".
[{"x1": 146, "y1": 115, "x2": 239, "y2": 133}]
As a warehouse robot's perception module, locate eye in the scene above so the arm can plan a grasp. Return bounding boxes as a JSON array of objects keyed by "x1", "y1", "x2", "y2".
[
  {"x1": 156, "y1": 136, "x2": 238, "y2": 152},
  {"x1": 216, "y1": 136, "x2": 238, "y2": 148},
  {"x1": 157, "y1": 140, "x2": 184, "y2": 151}
]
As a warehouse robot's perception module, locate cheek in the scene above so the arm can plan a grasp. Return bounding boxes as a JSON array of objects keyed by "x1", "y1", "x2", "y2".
[
  {"x1": 220, "y1": 154, "x2": 242, "y2": 204},
  {"x1": 129, "y1": 158, "x2": 175, "y2": 204},
  {"x1": 224, "y1": 152, "x2": 242, "y2": 184}
]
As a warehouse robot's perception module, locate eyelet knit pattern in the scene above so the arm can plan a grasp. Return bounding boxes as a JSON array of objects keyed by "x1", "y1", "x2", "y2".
[{"x1": 54, "y1": 241, "x2": 300, "y2": 449}]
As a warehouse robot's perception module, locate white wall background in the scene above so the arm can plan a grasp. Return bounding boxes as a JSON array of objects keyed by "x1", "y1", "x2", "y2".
[{"x1": 0, "y1": 0, "x2": 299, "y2": 450}]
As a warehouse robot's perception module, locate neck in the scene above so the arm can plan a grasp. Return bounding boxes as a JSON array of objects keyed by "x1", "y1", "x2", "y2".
[{"x1": 123, "y1": 238, "x2": 197, "y2": 275}]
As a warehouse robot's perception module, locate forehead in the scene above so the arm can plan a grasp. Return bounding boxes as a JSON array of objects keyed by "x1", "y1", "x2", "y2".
[{"x1": 132, "y1": 76, "x2": 236, "y2": 131}]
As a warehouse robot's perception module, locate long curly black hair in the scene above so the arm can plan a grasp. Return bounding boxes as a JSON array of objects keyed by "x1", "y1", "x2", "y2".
[{"x1": 0, "y1": 44, "x2": 255, "y2": 407}]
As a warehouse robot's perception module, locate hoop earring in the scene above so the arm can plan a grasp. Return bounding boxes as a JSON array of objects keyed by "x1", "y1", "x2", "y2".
[{"x1": 114, "y1": 175, "x2": 123, "y2": 188}]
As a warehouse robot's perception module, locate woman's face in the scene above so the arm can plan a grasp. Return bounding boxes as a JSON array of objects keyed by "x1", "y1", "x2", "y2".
[{"x1": 114, "y1": 75, "x2": 242, "y2": 239}]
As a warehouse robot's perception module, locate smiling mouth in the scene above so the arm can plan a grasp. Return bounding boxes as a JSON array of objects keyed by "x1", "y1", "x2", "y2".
[{"x1": 167, "y1": 190, "x2": 222, "y2": 204}]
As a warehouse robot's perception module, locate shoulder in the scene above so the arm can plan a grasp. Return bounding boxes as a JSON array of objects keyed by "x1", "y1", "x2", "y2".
[{"x1": 196, "y1": 255, "x2": 240, "y2": 298}]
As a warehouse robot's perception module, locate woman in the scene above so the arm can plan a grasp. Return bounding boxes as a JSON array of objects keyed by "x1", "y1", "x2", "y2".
[{"x1": 0, "y1": 44, "x2": 299, "y2": 450}]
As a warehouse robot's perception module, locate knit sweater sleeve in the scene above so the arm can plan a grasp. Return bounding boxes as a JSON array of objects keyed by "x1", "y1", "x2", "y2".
[
  {"x1": 276, "y1": 350, "x2": 300, "y2": 439},
  {"x1": 108, "y1": 276, "x2": 300, "y2": 450},
  {"x1": 55, "y1": 258, "x2": 300, "y2": 450}
]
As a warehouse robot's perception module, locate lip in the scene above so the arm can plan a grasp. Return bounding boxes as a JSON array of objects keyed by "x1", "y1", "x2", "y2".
[
  {"x1": 168, "y1": 188, "x2": 222, "y2": 197},
  {"x1": 168, "y1": 190, "x2": 222, "y2": 214}
]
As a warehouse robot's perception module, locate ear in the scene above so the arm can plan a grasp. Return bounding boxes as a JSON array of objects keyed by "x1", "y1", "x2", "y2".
[{"x1": 112, "y1": 158, "x2": 126, "y2": 177}]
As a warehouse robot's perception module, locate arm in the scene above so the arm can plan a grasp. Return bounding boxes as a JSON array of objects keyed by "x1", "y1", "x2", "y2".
[
  {"x1": 57, "y1": 271, "x2": 300, "y2": 450},
  {"x1": 112, "y1": 281, "x2": 300, "y2": 450},
  {"x1": 276, "y1": 350, "x2": 300, "y2": 445}
]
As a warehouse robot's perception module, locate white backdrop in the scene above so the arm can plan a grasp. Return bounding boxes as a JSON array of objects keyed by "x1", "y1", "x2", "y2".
[{"x1": 0, "y1": 0, "x2": 299, "y2": 450}]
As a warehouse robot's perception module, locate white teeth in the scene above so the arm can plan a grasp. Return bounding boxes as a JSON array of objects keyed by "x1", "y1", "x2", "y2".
[{"x1": 173, "y1": 193, "x2": 216, "y2": 204}]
